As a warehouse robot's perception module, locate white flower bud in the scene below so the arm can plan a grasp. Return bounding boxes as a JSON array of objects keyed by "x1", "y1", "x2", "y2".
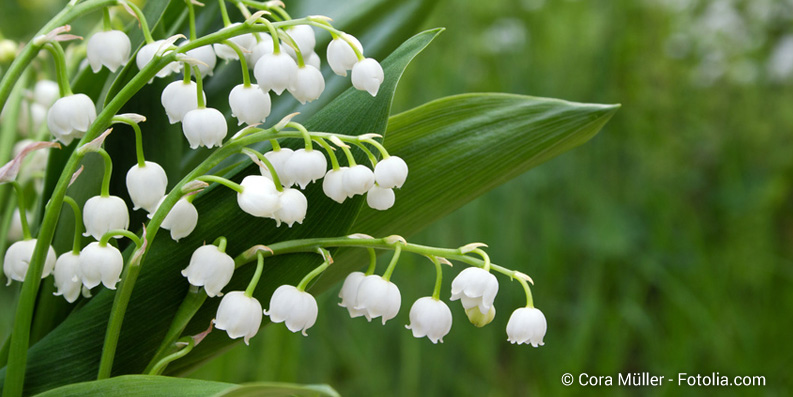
[
  {"x1": 406, "y1": 297, "x2": 453, "y2": 343},
  {"x1": 86, "y1": 30, "x2": 131, "y2": 73},
  {"x1": 305, "y1": 51, "x2": 321, "y2": 70},
  {"x1": 47, "y1": 94, "x2": 97, "y2": 145},
  {"x1": 213, "y1": 25, "x2": 255, "y2": 60},
  {"x1": 214, "y1": 291, "x2": 262, "y2": 345},
  {"x1": 33, "y1": 80, "x2": 60, "y2": 107},
  {"x1": 283, "y1": 149, "x2": 327, "y2": 189},
  {"x1": 366, "y1": 185, "x2": 394, "y2": 211},
  {"x1": 351, "y1": 58, "x2": 384, "y2": 96},
  {"x1": 83, "y1": 195, "x2": 129, "y2": 241},
  {"x1": 229, "y1": 84, "x2": 271, "y2": 125},
  {"x1": 259, "y1": 148, "x2": 294, "y2": 187},
  {"x1": 274, "y1": 187, "x2": 307, "y2": 227},
  {"x1": 126, "y1": 161, "x2": 168, "y2": 212},
  {"x1": 264, "y1": 285, "x2": 318, "y2": 336},
  {"x1": 182, "y1": 107, "x2": 228, "y2": 149},
  {"x1": 506, "y1": 307, "x2": 547, "y2": 347},
  {"x1": 288, "y1": 65, "x2": 324, "y2": 104},
  {"x1": 161, "y1": 80, "x2": 206, "y2": 124},
  {"x1": 53, "y1": 251, "x2": 82, "y2": 302},
  {"x1": 181, "y1": 244, "x2": 234, "y2": 297},
  {"x1": 353, "y1": 275, "x2": 401, "y2": 324},
  {"x1": 237, "y1": 175, "x2": 280, "y2": 217},
  {"x1": 465, "y1": 305, "x2": 496, "y2": 327},
  {"x1": 246, "y1": 35, "x2": 274, "y2": 68},
  {"x1": 184, "y1": 44, "x2": 217, "y2": 77},
  {"x1": 3, "y1": 239, "x2": 56, "y2": 285},
  {"x1": 327, "y1": 34, "x2": 363, "y2": 76},
  {"x1": 450, "y1": 267, "x2": 499, "y2": 315},
  {"x1": 343, "y1": 164, "x2": 375, "y2": 197},
  {"x1": 338, "y1": 271, "x2": 366, "y2": 318},
  {"x1": 151, "y1": 197, "x2": 198, "y2": 242},
  {"x1": 374, "y1": 156, "x2": 408, "y2": 188},
  {"x1": 285, "y1": 25, "x2": 316, "y2": 56},
  {"x1": 79, "y1": 242, "x2": 123, "y2": 289},
  {"x1": 254, "y1": 52, "x2": 298, "y2": 95},
  {"x1": 136, "y1": 39, "x2": 181, "y2": 79},
  {"x1": 322, "y1": 168, "x2": 347, "y2": 203}
]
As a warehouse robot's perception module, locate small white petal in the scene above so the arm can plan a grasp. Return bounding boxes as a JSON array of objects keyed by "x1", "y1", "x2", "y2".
[
  {"x1": 47, "y1": 94, "x2": 97, "y2": 145},
  {"x1": 374, "y1": 156, "x2": 408, "y2": 188},
  {"x1": 161, "y1": 80, "x2": 206, "y2": 124},
  {"x1": 126, "y1": 161, "x2": 168, "y2": 212},
  {"x1": 259, "y1": 148, "x2": 294, "y2": 187},
  {"x1": 214, "y1": 291, "x2": 263, "y2": 344},
  {"x1": 338, "y1": 271, "x2": 367, "y2": 318},
  {"x1": 184, "y1": 44, "x2": 217, "y2": 77},
  {"x1": 53, "y1": 252, "x2": 82, "y2": 302},
  {"x1": 274, "y1": 188, "x2": 307, "y2": 227},
  {"x1": 288, "y1": 65, "x2": 324, "y2": 104},
  {"x1": 79, "y1": 242, "x2": 123, "y2": 289},
  {"x1": 229, "y1": 84, "x2": 271, "y2": 125},
  {"x1": 366, "y1": 185, "x2": 395, "y2": 210},
  {"x1": 406, "y1": 297, "x2": 453, "y2": 343},
  {"x1": 86, "y1": 30, "x2": 131, "y2": 73},
  {"x1": 322, "y1": 168, "x2": 347, "y2": 203},
  {"x1": 152, "y1": 197, "x2": 199, "y2": 242},
  {"x1": 237, "y1": 175, "x2": 280, "y2": 217},
  {"x1": 351, "y1": 58, "x2": 384, "y2": 96},
  {"x1": 342, "y1": 164, "x2": 375, "y2": 197},
  {"x1": 82, "y1": 195, "x2": 129, "y2": 241},
  {"x1": 181, "y1": 244, "x2": 235, "y2": 297},
  {"x1": 254, "y1": 52, "x2": 298, "y2": 95},
  {"x1": 353, "y1": 275, "x2": 401, "y2": 324},
  {"x1": 182, "y1": 107, "x2": 228, "y2": 149},
  {"x1": 265, "y1": 285, "x2": 318, "y2": 336},
  {"x1": 450, "y1": 267, "x2": 499, "y2": 315},
  {"x1": 506, "y1": 307, "x2": 547, "y2": 347},
  {"x1": 3, "y1": 239, "x2": 56, "y2": 285},
  {"x1": 136, "y1": 40, "x2": 181, "y2": 79},
  {"x1": 283, "y1": 149, "x2": 327, "y2": 189},
  {"x1": 246, "y1": 35, "x2": 274, "y2": 68},
  {"x1": 327, "y1": 34, "x2": 362, "y2": 76}
]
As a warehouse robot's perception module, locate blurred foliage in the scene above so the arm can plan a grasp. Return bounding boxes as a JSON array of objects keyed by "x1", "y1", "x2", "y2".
[{"x1": 3, "y1": 0, "x2": 793, "y2": 395}]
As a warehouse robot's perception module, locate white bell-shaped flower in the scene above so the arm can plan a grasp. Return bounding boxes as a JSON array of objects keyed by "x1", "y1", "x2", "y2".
[
  {"x1": 264, "y1": 285, "x2": 318, "y2": 336},
  {"x1": 181, "y1": 244, "x2": 234, "y2": 297},
  {"x1": 237, "y1": 175, "x2": 280, "y2": 217},
  {"x1": 151, "y1": 197, "x2": 199, "y2": 242},
  {"x1": 184, "y1": 44, "x2": 217, "y2": 77},
  {"x1": 79, "y1": 242, "x2": 123, "y2": 289},
  {"x1": 7, "y1": 209, "x2": 30, "y2": 242},
  {"x1": 506, "y1": 307, "x2": 547, "y2": 347},
  {"x1": 18, "y1": 101, "x2": 47, "y2": 137},
  {"x1": 450, "y1": 267, "x2": 499, "y2": 315},
  {"x1": 229, "y1": 84, "x2": 271, "y2": 125},
  {"x1": 406, "y1": 297, "x2": 453, "y2": 344},
  {"x1": 353, "y1": 275, "x2": 401, "y2": 324},
  {"x1": 182, "y1": 107, "x2": 227, "y2": 149},
  {"x1": 3, "y1": 239, "x2": 56, "y2": 285},
  {"x1": 322, "y1": 168, "x2": 347, "y2": 203},
  {"x1": 161, "y1": 80, "x2": 206, "y2": 124},
  {"x1": 351, "y1": 58, "x2": 384, "y2": 96},
  {"x1": 126, "y1": 161, "x2": 168, "y2": 212},
  {"x1": 288, "y1": 65, "x2": 324, "y2": 104},
  {"x1": 374, "y1": 156, "x2": 408, "y2": 188},
  {"x1": 259, "y1": 148, "x2": 294, "y2": 187},
  {"x1": 254, "y1": 52, "x2": 298, "y2": 95},
  {"x1": 214, "y1": 291, "x2": 262, "y2": 345},
  {"x1": 136, "y1": 39, "x2": 181, "y2": 79},
  {"x1": 305, "y1": 51, "x2": 321, "y2": 70},
  {"x1": 338, "y1": 271, "x2": 366, "y2": 318},
  {"x1": 274, "y1": 187, "x2": 307, "y2": 227},
  {"x1": 86, "y1": 30, "x2": 131, "y2": 73},
  {"x1": 285, "y1": 25, "x2": 316, "y2": 56},
  {"x1": 342, "y1": 164, "x2": 375, "y2": 197},
  {"x1": 213, "y1": 25, "x2": 255, "y2": 60},
  {"x1": 246, "y1": 34, "x2": 274, "y2": 68},
  {"x1": 366, "y1": 185, "x2": 394, "y2": 211},
  {"x1": 33, "y1": 79, "x2": 60, "y2": 107},
  {"x1": 53, "y1": 251, "x2": 83, "y2": 302},
  {"x1": 327, "y1": 34, "x2": 363, "y2": 76},
  {"x1": 283, "y1": 149, "x2": 327, "y2": 189},
  {"x1": 83, "y1": 195, "x2": 129, "y2": 241},
  {"x1": 47, "y1": 94, "x2": 97, "y2": 145}
]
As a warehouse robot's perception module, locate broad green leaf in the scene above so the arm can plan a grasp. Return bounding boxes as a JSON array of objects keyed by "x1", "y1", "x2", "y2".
[
  {"x1": 0, "y1": 29, "x2": 442, "y2": 395},
  {"x1": 217, "y1": 382, "x2": 340, "y2": 397}
]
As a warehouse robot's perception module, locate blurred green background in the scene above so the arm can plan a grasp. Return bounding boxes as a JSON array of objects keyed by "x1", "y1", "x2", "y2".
[{"x1": 4, "y1": 0, "x2": 793, "y2": 395}]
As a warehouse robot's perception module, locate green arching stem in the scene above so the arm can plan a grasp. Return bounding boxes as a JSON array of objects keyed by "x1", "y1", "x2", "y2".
[
  {"x1": 183, "y1": 63, "x2": 192, "y2": 84},
  {"x1": 472, "y1": 248, "x2": 491, "y2": 272},
  {"x1": 185, "y1": 0, "x2": 197, "y2": 41},
  {"x1": 241, "y1": 148, "x2": 283, "y2": 191},
  {"x1": 232, "y1": 0, "x2": 262, "y2": 43},
  {"x1": 365, "y1": 248, "x2": 376, "y2": 275},
  {"x1": 102, "y1": 7, "x2": 112, "y2": 31},
  {"x1": 62, "y1": 196, "x2": 83, "y2": 255},
  {"x1": 270, "y1": 4, "x2": 291, "y2": 20},
  {"x1": 99, "y1": 229, "x2": 142, "y2": 247},
  {"x1": 296, "y1": 248, "x2": 332, "y2": 291},
  {"x1": 10, "y1": 182, "x2": 31, "y2": 240},
  {"x1": 142, "y1": 285, "x2": 207, "y2": 373},
  {"x1": 193, "y1": 66, "x2": 205, "y2": 108},
  {"x1": 430, "y1": 256, "x2": 443, "y2": 301},
  {"x1": 517, "y1": 277, "x2": 535, "y2": 308},
  {"x1": 249, "y1": 16, "x2": 280, "y2": 53},
  {"x1": 222, "y1": 39, "x2": 251, "y2": 87},
  {"x1": 339, "y1": 144, "x2": 357, "y2": 166},
  {"x1": 120, "y1": 0, "x2": 154, "y2": 44},
  {"x1": 97, "y1": 148, "x2": 113, "y2": 197},
  {"x1": 112, "y1": 115, "x2": 146, "y2": 167},
  {"x1": 278, "y1": 30, "x2": 304, "y2": 67},
  {"x1": 214, "y1": 236, "x2": 228, "y2": 253},
  {"x1": 313, "y1": 137, "x2": 339, "y2": 170},
  {"x1": 217, "y1": 0, "x2": 232, "y2": 27},
  {"x1": 381, "y1": 244, "x2": 402, "y2": 282},
  {"x1": 361, "y1": 137, "x2": 390, "y2": 159},
  {"x1": 148, "y1": 337, "x2": 194, "y2": 375},
  {"x1": 44, "y1": 42, "x2": 72, "y2": 97},
  {"x1": 349, "y1": 141, "x2": 378, "y2": 167},
  {"x1": 244, "y1": 251, "x2": 265, "y2": 297},
  {"x1": 286, "y1": 122, "x2": 313, "y2": 150},
  {"x1": 306, "y1": 20, "x2": 364, "y2": 61},
  {"x1": 269, "y1": 138, "x2": 281, "y2": 151},
  {"x1": 196, "y1": 174, "x2": 244, "y2": 193}
]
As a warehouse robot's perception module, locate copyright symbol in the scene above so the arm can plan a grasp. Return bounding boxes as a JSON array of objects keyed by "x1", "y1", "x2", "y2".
[{"x1": 561, "y1": 373, "x2": 574, "y2": 386}]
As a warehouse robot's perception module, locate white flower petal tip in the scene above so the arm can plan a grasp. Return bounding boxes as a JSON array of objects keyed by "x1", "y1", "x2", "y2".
[
  {"x1": 406, "y1": 297, "x2": 453, "y2": 343},
  {"x1": 126, "y1": 161, "x2": 168, "y2": 212},
  {"x1": 214, "y1": 291, "x2": 263, "y2": 345},
  {"x1": 274, "y1": 188, "x2": 307, "y2": 227},
  {"x1": 79, "y1": 242, "x2": 123, "y2": 290},
  {"x1": 229, "y1": 84, "x2": 271, "y2": 125},
  {"x1": 237, "y1": 175, "x2": 280, "y2": 217},
  {"x1": 288, "y1": 65, "x2": 324, "y2": 104},
  {"x1": 353, "y1": 275, "x2": 401, "y2": 325},
  {"x1": 374, "y1": 156, "x2": 408, "y2": 188},
  {"x1": 450, "y1": 267, "x2": 499, "y2": 315},
  {"x1": 181, "y1": 245, "x2": 234, "y2": 297},
  {"x1": 327, "y1": 34, "x2": 362, "y2": 77},
  {"x1": 338, "y1": 271, "x2": 367, "y2": 318},
  {"x1": 3, "y1": 240, "x2": 56, "y2": 285},
  {"x1": 47, "y1": 94, "x2": 97, "y2": 145},
  {"x1": 82, "y1": 195, "x2": 129, "y2": 241},
  {"x1": 161, "y1": 80, "x2": 206, "y2": 124},
  {"x1": 506, "y1": 307, "x2": 547, "y2": 347},
  {"x1": 283, "y1": 149, "x2": 327, "y2": 189},
  {"x1": 351, "y1": 58, "x2": 384, "y2": 96},
  {"x1": 265, "y1": 285, "x2": 318, "y2": 336},
  {"x1": 86, "y1": 30, "x2": 131, "y2": 73},
  {"x1": 152, "y1": 197, "x2": 199, "y2": 242},
  {"x1": 253, "y1": 52, "x2": 297, "y2": 95},
  {"x1": 53, "y1": 252, "x2": 82, "y2": 302},
  {"x1": 366, "y1": 185, "x2": 395, "y2": 211},
  {"x1": 182, "y1": 107, "x2": 227, "y2": 149}
]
